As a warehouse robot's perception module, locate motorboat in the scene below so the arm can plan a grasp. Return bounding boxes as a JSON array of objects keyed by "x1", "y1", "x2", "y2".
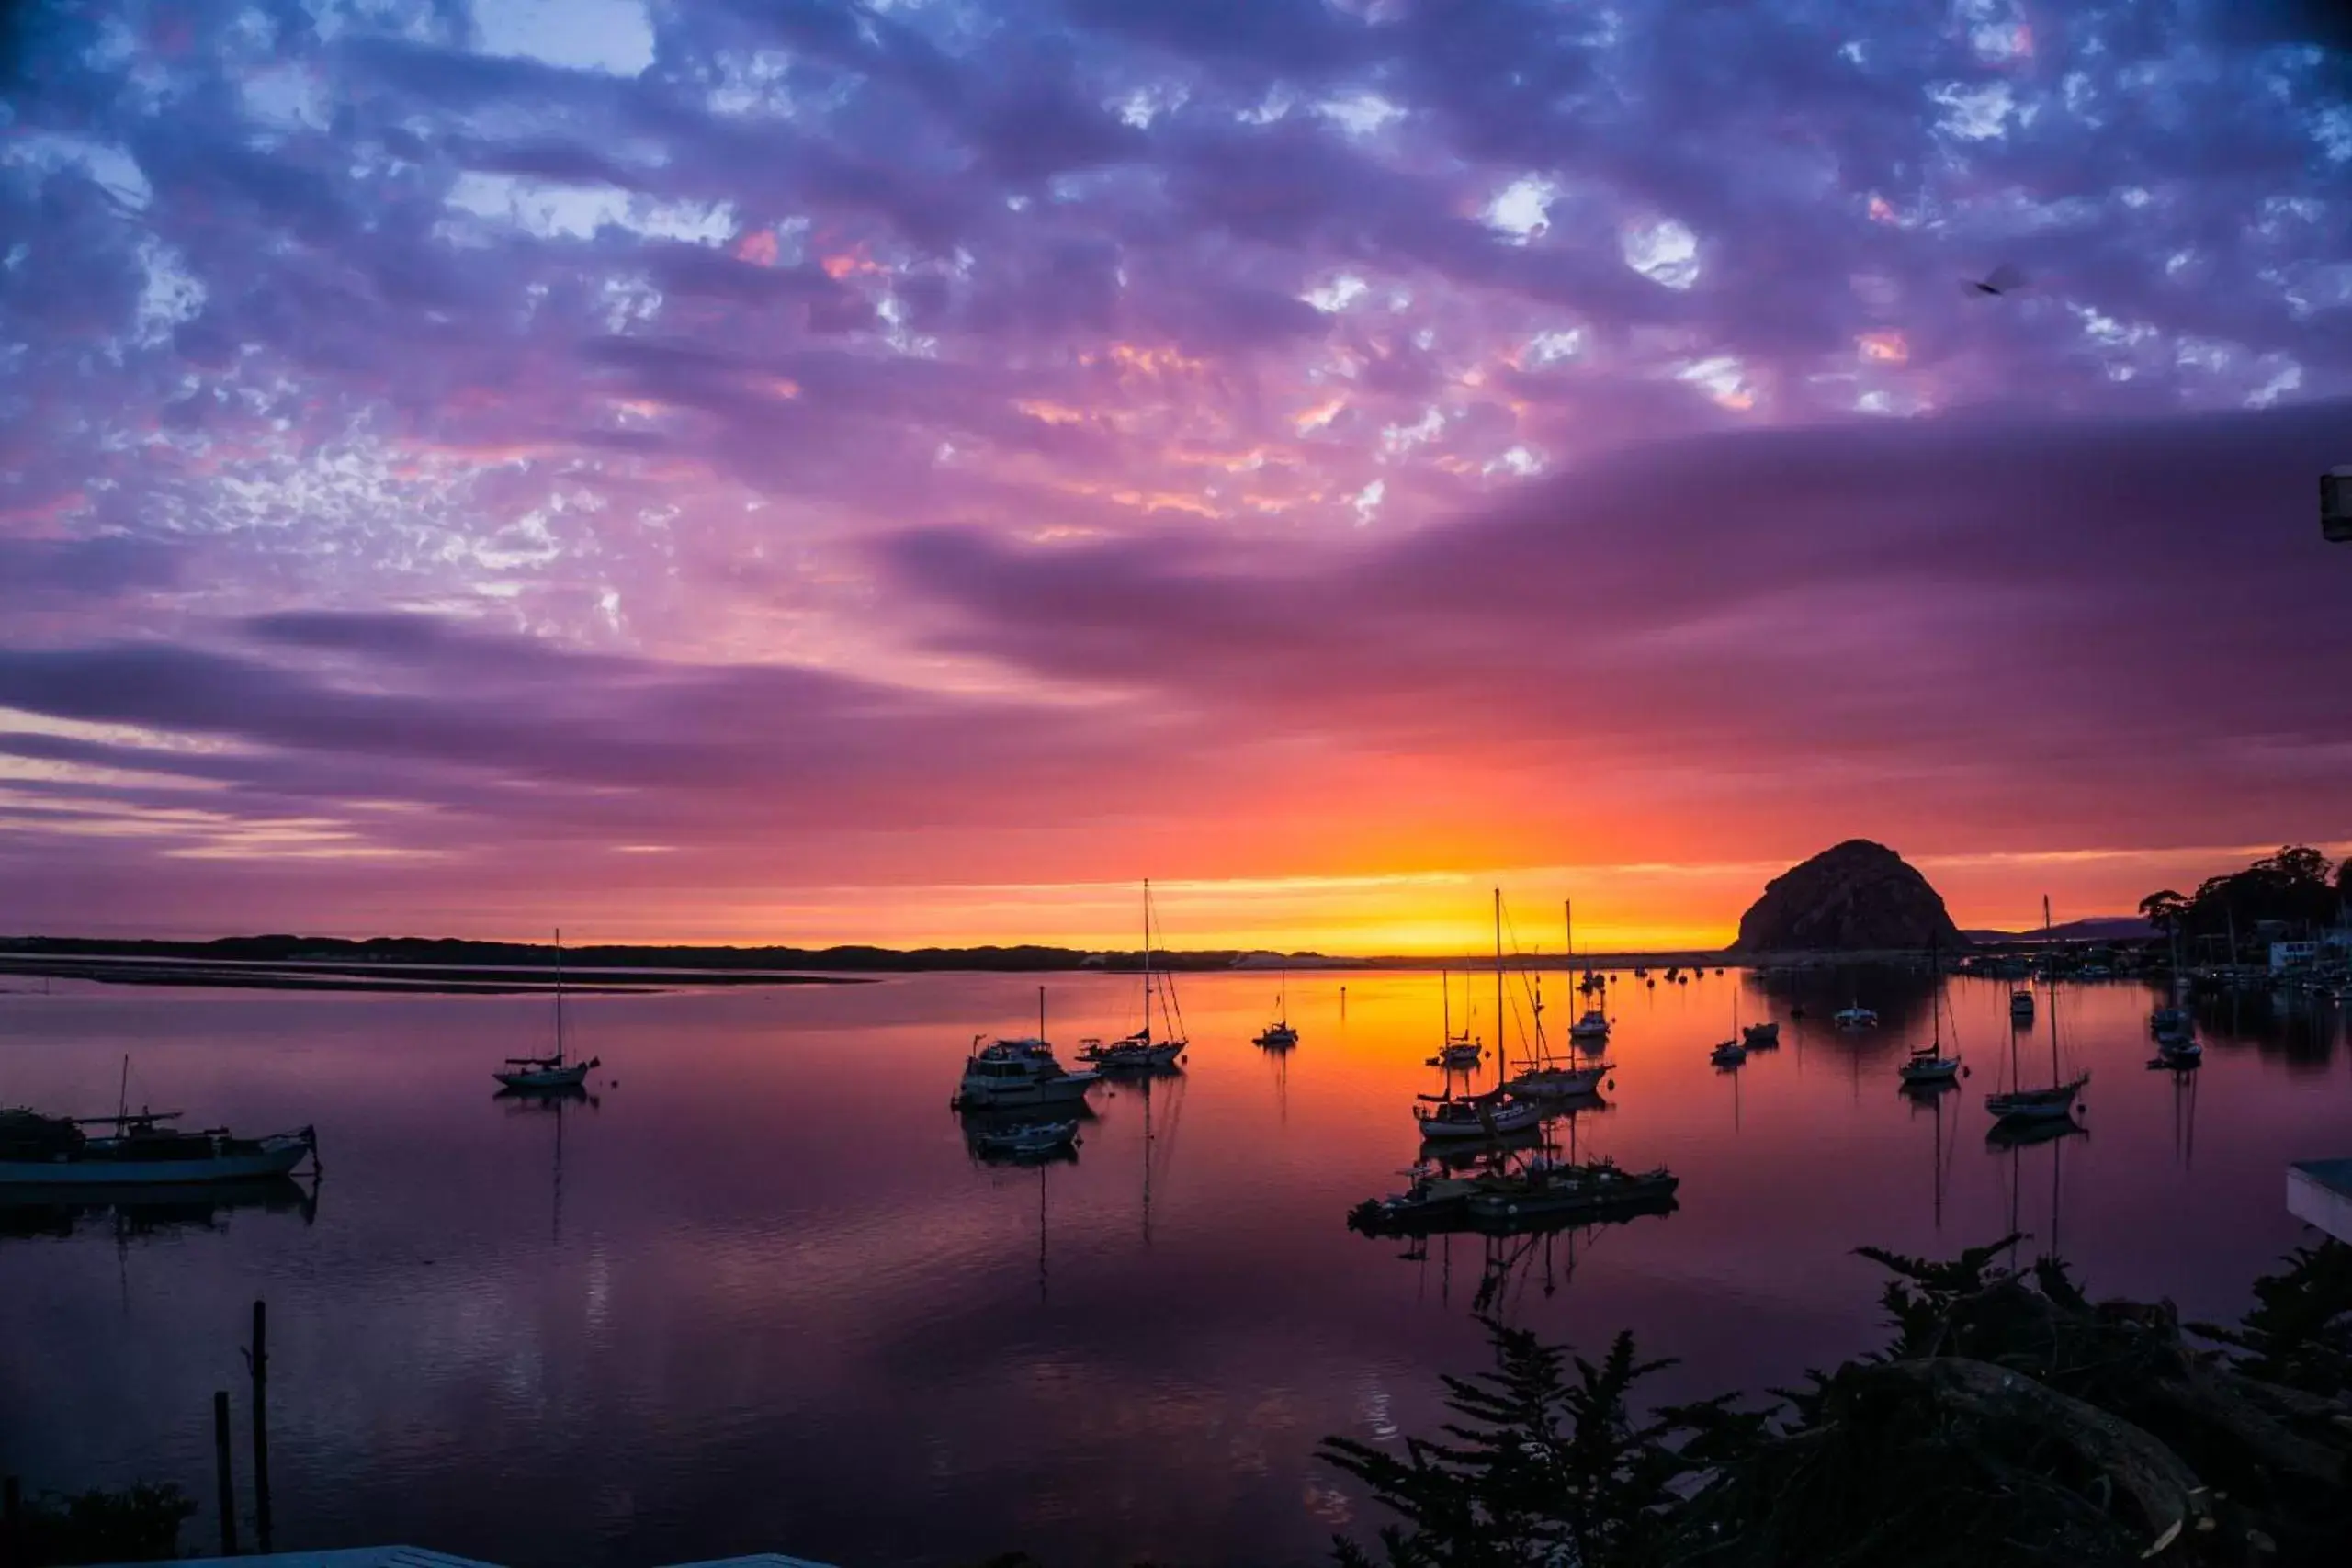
[
  {"x1": 968, "y1": 1119, "x2": 1081, "y2": 1159},
  {"x1": 1834, "y1": 1005, "x2": 1879, "y2": 1029},
  {"x1": 0, "y1": 1107, "x2": 317, "y2": 1187},
  {"x1": 1741, "y1": 1021, "x2": 1781, "y2": 1049},
  {"x1": 1709, "y1": 1039, "x2": 1747, "y2": 1068},
  {"x1": 1567, "y1": 1008, "x2": 1611, "y2": 1045},
  {"x1": 953, "y1": 1036, "x2": 1101, "y2": 1111},
  {"x1": 1415, "y1": 1090, "x2": 1544, "y2": 1142},
  {"x1": 2009, "y1": 990, "x2": 2036, "y2": 1022}
]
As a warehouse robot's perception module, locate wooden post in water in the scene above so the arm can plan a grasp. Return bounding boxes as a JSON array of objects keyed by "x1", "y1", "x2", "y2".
[
  {"x1": 246, "y1": 1299, "x2": 273, "y2": 1552},
  {"x1": 211, "y1": 1391, "x2": 238, "y2": 1556}
]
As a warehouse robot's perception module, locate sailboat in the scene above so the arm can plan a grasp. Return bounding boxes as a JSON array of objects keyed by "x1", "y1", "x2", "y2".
[
  {"x1": 1080, "y1": 881, "x2": 1188, "y2": 1070},
  {"x1": 494, "y1": 931, "x2": 600, "y2": 1090},
  {"x1": 1508, "y1": 919, "x2": 1611, "y2": 1099},
  {"x1": 1254, "y1": 964, "x2": 1298, "y2": 1049},
  {"x1": 1432, "y1": 969, "x2": 1483, "y2": 1069},
  {"x1": 2150, "y1": 927, "x2": 2197, "y2": 1060},
  {"x1": 1415, "y1": 892, "x2": 1544, "y2": 1142},
  {"x1": 1899, "y1": 932, "x2": 1963, "y2": 1085},
  {"x1": 1985, "y1": 897, "x2": 2089, "y2": 1123},
  {"x1": 1564, "y1": 899, "x2": 1610, "y2": 1046}
]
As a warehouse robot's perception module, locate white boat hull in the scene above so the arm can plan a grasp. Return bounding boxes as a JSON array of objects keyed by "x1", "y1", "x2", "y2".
[
  {"x1": 0, "y1": 1135, "x2": 312, "y2": 1187},
  {"x1": 956, "y1": 1074, "x2": 1099, "y2": 1110}
]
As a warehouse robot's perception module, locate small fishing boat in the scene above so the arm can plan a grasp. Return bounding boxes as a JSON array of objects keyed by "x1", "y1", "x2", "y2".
[
  {"x1": 1416, "y1": 1089, "x2": 1544, "y2": 1142},
  {"x1": 1834, "y1": 1004, "x2": 1879, "y2": 1029},
  {"x1": 1709, "y1": 1039, "x2": 1747, "y2": 1067},
  {"x1": 495, "y1": 930, "x2": 600, "y2": 1089},
  {"x1": 1741, "y1": 1021, "x2": 1781, "y2": 1049},
  {"x1": 0, "y1": 1107, "x2": 316, "y2": 1187},
  {"x1": 969, "y1": 1119, "x2": 1080, "y2": 1159}
]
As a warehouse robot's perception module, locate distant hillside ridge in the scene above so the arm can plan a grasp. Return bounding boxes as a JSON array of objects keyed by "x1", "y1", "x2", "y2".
[
  {"x1": 1732, "y1": 840, "x2": 1966, "y2": 953},
  {"x1": 1962, "y1": 916, "x2": 2156, "y2": 943}
]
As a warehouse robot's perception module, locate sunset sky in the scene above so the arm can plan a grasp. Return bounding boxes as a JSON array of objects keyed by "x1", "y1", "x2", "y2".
[{"x1": 2, "y1": 0, "x2": 2348, "y2": 952}]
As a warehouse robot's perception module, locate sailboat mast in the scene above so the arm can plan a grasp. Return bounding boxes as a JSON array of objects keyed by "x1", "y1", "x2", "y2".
[
  {"x1": 2044, "y1": 897, "x2": 2060, "y2": 1089},
  {"x1": 1442, "y1": 966, "x2": 1451, "y2": 1045},
  {"x1": 554, "y1": 927, "x2": 566, "y2": 1062},
  {"x1": 1038, "y1": 984, "x2": 1046, "y2": 1043},
  {"x1": 1141, "y1": 879, "x2": 1152, "y2": 1046},
  {"x1": 1494, "y1": 888, "x2": 1504, "y2": 1079}
]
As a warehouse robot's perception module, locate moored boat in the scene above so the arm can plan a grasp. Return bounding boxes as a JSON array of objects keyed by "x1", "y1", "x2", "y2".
[
  {"x1": 954, "y1": 1035, "x2": 1101, "y2": 1111},
  {"x1": 1987, "y1": 898, "x2": 2088, "y2": 1125},
  {"x1": 1416, "y1": 1090, "x2": 1544, "y2": 1142},
  {"x1": 0, "y1": 1107, "x2": 317, "y2": 1187},
  {"x1": 1709, "y1": 1039, "x2": 1747, "y2": 1068},
  {"x1": 968, "y1": 1118, "x2": 1081, "y2": 1159},
  {"x1": 495, "y1": 929, "x2": 599, "y2": 1089},
  {"x1": 1462, "y1": 1156, "x2": 1679, "y2": 1226},
  {"x1": 1742, "y1": 1021, "x2": 1781, "y2": 1049},
  {"x1": 1834, "y1": 1004, "x2": 1879, "y2": 1029}
]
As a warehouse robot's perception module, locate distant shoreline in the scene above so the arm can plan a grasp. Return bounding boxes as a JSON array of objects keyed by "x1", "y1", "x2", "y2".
[{"x1": 0, "y1": 931, "x2": 2145, "y2": 996}]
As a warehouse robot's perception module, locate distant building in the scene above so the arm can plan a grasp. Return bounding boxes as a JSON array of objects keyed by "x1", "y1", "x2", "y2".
[{"x1": 2271, "y1": 940, "x2": 2320, "y2": 974}]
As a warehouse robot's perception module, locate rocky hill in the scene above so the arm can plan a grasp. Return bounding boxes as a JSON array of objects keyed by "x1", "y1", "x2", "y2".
[{"x1": 1732, "y1": 840, "x2": 1966, "y2": 953}]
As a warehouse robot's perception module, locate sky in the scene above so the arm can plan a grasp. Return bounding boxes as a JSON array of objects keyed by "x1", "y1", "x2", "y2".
[{"x1": 2, "y1": 0, "x2": 2349, "y2": 953}]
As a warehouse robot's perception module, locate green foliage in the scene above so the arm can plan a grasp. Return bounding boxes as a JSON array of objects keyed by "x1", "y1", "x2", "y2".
[
  {"x1": 2191, "y1": 1240, "x2": 2352, "y2": 1398},
  {"x1": 1319, "y1": 1318, "x2": 1689, "y2": 1568},
  {"x1": 17, "y1": 1482, "x2": 195, "y2": 1565}
]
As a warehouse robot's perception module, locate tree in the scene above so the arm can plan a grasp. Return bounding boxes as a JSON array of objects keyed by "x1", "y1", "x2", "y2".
[
  {"x1": 1318, "y1": 1319, "x2": 1694, "y2": 1568},
  {"x1": 2138, "y1": 889, "x2": 2189, "y2": 937}
]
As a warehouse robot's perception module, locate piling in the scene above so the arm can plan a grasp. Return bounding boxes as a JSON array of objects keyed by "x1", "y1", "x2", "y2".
[
  {"x1": 211, "y1": 1391, "x2": 238, "y2": 1556},
  {"x1": 247, "y1": 1299, "x2": 273, "y2": 1551}
]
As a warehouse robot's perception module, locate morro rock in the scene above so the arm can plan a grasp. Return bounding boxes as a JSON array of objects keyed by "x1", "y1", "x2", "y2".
[{"x1": 1732, "y1": 840, "x2": 1966, "y2": 953}]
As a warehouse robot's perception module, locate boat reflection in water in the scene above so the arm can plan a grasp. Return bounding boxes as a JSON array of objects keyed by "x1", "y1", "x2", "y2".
[{"x1": 0, "y1": 1173, "x2": 319, "y2": 1243}]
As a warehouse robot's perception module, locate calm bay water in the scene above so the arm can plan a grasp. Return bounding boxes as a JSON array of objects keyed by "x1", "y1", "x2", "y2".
[{"x1": 4, "y1": 966, "x2": 2347, "y2": 1567}]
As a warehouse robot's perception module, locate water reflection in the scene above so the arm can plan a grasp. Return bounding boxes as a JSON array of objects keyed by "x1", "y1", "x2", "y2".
[
  {"x1": 0, "y1": 1174, "x2": 319, "y2": 1243},
  {"x1": 0, "y1": 966, "x2": 2344, "y2": 1568}
]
